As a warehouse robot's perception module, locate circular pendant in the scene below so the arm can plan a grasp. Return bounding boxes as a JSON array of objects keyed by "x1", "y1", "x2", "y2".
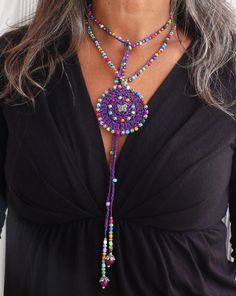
[{"x1": 95, "y1": 84, "x2": 149, "y2": 135}]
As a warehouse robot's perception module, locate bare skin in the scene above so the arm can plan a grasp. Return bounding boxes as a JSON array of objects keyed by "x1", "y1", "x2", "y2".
[{"x1": 77, "y1": 0, "x2": 192, "y2": 167}]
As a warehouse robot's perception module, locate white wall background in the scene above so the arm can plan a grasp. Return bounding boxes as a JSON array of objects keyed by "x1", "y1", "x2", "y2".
[
  {"x1": 0, "y1": 0, "x2": 236, "y2": 295},
  {"x1": 0, "y1": 0, "x2": 37, "y2": 35}
]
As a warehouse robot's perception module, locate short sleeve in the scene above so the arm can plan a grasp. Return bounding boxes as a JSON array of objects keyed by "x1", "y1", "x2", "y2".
[
  {"x1": 0, "y1": 103, "x2": 8, "y2": 238},
  {"x1": 0, "y1": 35, "x2": 9, "y2": 238},
  {"x1": 229, "y1": 146, "x2": 236, "y2": 258},
  {"x1": 228, "y1": 61, "x2": 236, "y2": 261}
]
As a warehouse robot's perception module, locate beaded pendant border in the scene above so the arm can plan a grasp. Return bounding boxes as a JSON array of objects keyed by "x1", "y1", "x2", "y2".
[{"x1": 96, "y1": 84, "x2": 149, "y2": 135}]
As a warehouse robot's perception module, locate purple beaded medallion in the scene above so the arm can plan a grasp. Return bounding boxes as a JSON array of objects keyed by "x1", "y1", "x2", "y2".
[{"x1": 96, "y1": 84, "x2": 149, "y2": 135}]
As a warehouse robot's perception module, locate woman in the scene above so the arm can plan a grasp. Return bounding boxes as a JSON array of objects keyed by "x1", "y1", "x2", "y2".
[{"x1": 0, "y1": 0, "x2": 236, "y2": 295}]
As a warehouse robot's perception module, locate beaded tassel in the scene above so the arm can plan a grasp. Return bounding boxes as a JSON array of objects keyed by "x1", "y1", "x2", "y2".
[{"x1": 99, "y1": 134, "x2": 119, "y2": 289}]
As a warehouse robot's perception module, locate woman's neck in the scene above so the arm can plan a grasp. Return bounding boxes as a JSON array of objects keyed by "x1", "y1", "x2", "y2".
[{"x1": 91, "y1": 0, "x2": 171, "y2": 42}]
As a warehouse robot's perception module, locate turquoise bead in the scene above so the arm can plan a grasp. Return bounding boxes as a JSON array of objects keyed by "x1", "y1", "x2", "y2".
[{"x1": 112, "y1": 178, "x2": 118, "y2": 183}]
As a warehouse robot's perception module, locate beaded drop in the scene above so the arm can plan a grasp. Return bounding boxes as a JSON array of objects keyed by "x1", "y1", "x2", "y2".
[{"x1": 85, "y1": 4, "x2": 176, "y2": 289}]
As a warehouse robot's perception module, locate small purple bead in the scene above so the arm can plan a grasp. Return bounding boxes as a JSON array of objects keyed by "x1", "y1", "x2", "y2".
[{"x1": 106, "y1": 253, "x2": 116, "y2": 267}]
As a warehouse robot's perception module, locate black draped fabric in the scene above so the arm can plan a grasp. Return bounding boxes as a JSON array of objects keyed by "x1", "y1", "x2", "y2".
[{"x1": 1, "y1": 39, "x2": 236, "y2": 295}]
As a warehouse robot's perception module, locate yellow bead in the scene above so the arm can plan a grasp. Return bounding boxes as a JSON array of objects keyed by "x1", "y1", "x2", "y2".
[
  {"x1": 109, "y1": 234, "x2": 113, "y2": 239},
  {"x1": 134, "y1": 127, "x2": 139, "y2": 131}
]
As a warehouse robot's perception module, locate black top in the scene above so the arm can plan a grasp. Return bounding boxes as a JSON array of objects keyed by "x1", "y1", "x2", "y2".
[{"x1": 1, "y1": 38, "x2": 236, "y2": 296}]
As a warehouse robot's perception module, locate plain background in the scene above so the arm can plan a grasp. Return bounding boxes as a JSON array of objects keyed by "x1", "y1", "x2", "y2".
[{"x1": 0, "y1": 0, "x2": 236, "y2": 295}]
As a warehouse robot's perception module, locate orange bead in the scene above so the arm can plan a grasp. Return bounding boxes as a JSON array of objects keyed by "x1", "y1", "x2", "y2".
[
  {"x1": 102, "y1": 255, "x2": 106, "y2": 260},
  {"x1": 120, "y1": 118, "x2": 125, "y2": 123},
  {"x1": 125, "y1": 98, "x2": 130, "y2": 102}
]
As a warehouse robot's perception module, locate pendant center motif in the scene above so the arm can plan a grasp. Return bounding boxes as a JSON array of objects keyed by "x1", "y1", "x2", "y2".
[
  {"x1": 96, "y1": 84, "x2": 149, "y2": 135},
  {"x1": 117, "y1": 104, "x2": 128, "y2": 113}
]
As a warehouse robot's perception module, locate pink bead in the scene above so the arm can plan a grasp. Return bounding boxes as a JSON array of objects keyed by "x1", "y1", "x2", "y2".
[
  {"x1": 99, "y1": 276, "x2": 110, "y2": 289},
  {"x1": 106, "y1": 259, "x2": 115, "y2": 267},
  {"x1": 100, "y1": 279, "x2": 109, "y2": 289}
]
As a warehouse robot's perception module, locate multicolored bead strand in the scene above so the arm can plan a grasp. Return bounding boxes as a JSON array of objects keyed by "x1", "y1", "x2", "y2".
[
  {"x1": 86, "y1": 18, "x2": 176, "y2": 86},
  {"x1": 84, "y1": 6, "x2": 176, "y2": 290},
  {"x1": 99, "y1": 134, "x2": 119, "y2": 288}
]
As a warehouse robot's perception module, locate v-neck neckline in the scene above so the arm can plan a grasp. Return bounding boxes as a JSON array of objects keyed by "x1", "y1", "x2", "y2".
[{"x1": 71, "y1": 39, "x2": 194, "y2": 178}]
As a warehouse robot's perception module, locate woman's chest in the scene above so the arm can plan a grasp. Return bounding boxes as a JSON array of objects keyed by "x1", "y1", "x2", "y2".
[{"x1": 3, "y1": 64, "x2": 236, "y2": 229}]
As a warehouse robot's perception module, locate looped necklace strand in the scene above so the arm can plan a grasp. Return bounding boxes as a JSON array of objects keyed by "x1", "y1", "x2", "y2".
[
  {"x1": 85, "y1": 4, "x2": 176, "y2": 289},
  {"x1": 87, "y1": 4, "x2": 174, "y2": 86}
]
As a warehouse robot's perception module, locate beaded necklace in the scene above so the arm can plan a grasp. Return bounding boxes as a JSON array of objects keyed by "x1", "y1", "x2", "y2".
[{"x1": 85, "y1": 4, "x2": 176, "y2": 289}]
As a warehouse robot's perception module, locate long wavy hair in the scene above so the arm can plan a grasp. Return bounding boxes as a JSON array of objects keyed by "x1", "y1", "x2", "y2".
[{"x1": 0, "y1": 0, "x2": 236, "y2": 117}]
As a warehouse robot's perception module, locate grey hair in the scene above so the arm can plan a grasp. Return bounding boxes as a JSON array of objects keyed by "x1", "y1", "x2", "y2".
[
  {"x1": 0, "y1": 0, "x2": 236, "y2": 119},
  {"x1": 170, "y1": 0, "x2": 236, "y2": 118}
]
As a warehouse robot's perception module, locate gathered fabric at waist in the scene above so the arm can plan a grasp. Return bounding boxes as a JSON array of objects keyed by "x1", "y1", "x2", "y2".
[
  {"x1": 5, "y1": 205, "x2": 236, "y2": 296},
  {"x1": 7, "y1": 184, "x2": 228, "y2": 232}
]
